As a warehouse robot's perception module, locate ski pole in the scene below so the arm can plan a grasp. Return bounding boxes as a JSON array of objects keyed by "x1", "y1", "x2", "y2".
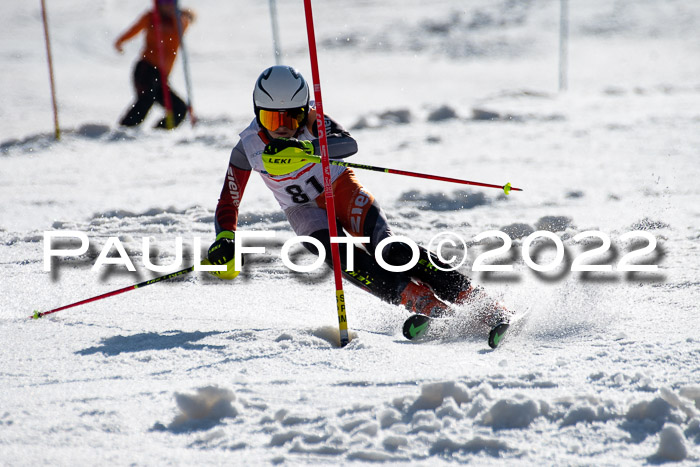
[
  {"x1": 331, "y1": 159, "x2": 521, "y2": 194},
  {"x1": 304, "y1": 0, "x2": 350, "y2": 347},
  {"x1": 174, "y1": 0, "x2": 196, "y2": 126},
  {"x1": 30, "y1": 266, "x2": 194, "y2": 319},
  {"x1": 152, "y1": 0, "x2": 175, "y2": 129},
  {"x1": 263, "y1": 153, "x2": 522, "y2": 195}
]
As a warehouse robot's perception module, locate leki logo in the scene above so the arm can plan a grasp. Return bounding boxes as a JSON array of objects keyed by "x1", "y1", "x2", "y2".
[{"x1": 42, "y1": 230, "x2": 660, "y2": 275}]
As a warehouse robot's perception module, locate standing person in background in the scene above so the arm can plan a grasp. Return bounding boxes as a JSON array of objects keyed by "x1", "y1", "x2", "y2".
[{"x1": 114, "y1": 0, "x2": 195, "y2": 129}]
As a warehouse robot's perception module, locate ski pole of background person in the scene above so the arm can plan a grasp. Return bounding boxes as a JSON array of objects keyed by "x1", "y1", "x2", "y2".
[
  {"x1": 262, "y1": 152, "x2": 522, "y2": 195},
  {"x1": 174, "y1": 0, "x2": 196, "y2": 125},
  {"x1": 152, "y1": 0, "x2": 175, "y2": 129},
  {"x1": 40, "y1": 0, "x2": 60, "y2": 140},
  {"x1": 30, "y1": 266, "x2": 195, "y2": 320},
  {"x1": 303, "y1": 0, "x2": 349, "y2": 348}
]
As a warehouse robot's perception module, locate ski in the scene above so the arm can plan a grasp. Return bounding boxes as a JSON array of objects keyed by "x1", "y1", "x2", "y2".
[
  {"x1": 487, "y1": 306, "x2": 534, "y2": 348},
  {"x1": 488, "y1": 322, "x2": 510, "y2": 349},
  {"x1": 402, "y1": 313, "x2": 432, "y2": 340},
  {"x1": 402, "y1": 312, "x2": 524, "y2": 348},
  {"x1": 401, "y1": 313, "x2": 456, "y2": 341}
]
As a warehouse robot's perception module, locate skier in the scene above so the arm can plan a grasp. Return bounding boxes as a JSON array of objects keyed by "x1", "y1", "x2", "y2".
[
  {"x1": 114, "y1": 0, "x2": 195, "y2": 129},
  {"x1": 207, "y1": 65, "x2": 511, "y2": 335}
]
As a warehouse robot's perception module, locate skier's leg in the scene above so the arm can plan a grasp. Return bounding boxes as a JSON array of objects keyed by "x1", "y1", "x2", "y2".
[
  {"x1": 171, "y1": 92, "x2": 188, "y2": 127},
  {"x1": 306, "y1": 227, "x2": 404, "y2": 304},
  {"x1": 323, "y1": 173, "x2": 515, "y2": 326},
  {"x1": 316, "y1": 170, "x2": 460, "y2": 316},
  {"x1": 155, "y1": 88, "x2": 187, "y2": 128},
  {"x1": 386, "y1": 241, "x2": 514, "y2": 325},
  {"x1": 382, "y1": 241, "x2": 472, "y2": 302},
  {"x1": 306, "y1": 228, "x2": 449, "y2": 317},
  {"x1": 319, "y1": 170, "x2": 469, "y2": 298},
  {"x1": 119, "y1": 60, "x2": 157, "y2": 127},
  {"x1": 285, "y1": 201, "x2": 449, "y2": 317}
]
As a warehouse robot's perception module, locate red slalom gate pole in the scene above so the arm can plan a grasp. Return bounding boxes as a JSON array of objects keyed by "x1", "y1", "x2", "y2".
[
  {"x1": 303, "y1": 0, "x2": 349, "y2": 347},
  {"x1": 30, "y1": 266, "x2": 194, "y2": 319},
  {"x1": 152, "y1": 0, "x2": 175, "y2": 129},
  {"x1": 40, "y1": 0, "x2": 60, "y2": 140}
]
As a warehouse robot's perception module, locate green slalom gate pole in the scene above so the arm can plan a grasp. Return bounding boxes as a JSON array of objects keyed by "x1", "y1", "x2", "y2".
[{"x1": 30, "y1": 266, "x2": 195, "y2": 320}]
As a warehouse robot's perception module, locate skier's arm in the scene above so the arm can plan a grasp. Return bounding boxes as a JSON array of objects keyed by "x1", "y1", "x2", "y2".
[
  {"x1": 175, "y1": 8, "x2": 196, "y2": 35},
  {"x1": 214, "y1": 141, "x2": 252, "y2": 234},
  {"x1": 114, "y1": 13, "x2": 149, "y2": 52},
  {"x1": 308, "y1": 110, "x2": 358, "y2": 159},
  {"x1": 179, "y1": 8, "x2": 196, "y2": 25},
  {"x1": 208, "y1": 142, "x2": 251, "y2": 280}
]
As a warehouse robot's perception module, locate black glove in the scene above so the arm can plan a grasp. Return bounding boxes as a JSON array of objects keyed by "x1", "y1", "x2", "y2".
[
  {"x1": 263, "y1": 137, "x2": 314, "y2": 156},
  {"x1": 206, "y1": 231, "x2": 242, "y2": 279}
]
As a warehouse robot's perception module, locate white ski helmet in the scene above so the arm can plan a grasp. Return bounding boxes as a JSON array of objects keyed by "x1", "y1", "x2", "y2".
[{"x1": 253, "y1": 66, "x2": 310, "y2": 130}]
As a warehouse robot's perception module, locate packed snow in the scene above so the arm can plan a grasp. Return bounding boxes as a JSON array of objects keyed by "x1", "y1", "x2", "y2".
[{"x1": 1, "y1": 0, "x2": 699, "y2": 464}]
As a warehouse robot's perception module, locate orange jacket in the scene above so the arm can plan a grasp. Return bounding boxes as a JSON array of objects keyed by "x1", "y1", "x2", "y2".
[{"x1": 116, "y1": 9, "x2": 192, "y2": 76}]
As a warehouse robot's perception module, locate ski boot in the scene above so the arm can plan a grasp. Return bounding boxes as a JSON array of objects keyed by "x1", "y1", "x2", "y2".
[
  {"x1": 399, "y1": 281, "x2": 450, "y2": 317},
  {"x1": 455, "y1": 286, "x2": 515, "y2": 347}
]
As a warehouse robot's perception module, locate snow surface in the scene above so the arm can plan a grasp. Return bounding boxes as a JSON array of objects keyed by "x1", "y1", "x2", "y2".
[{"x1": 1, "y1": 0, "x2": 699, "y2": 464}]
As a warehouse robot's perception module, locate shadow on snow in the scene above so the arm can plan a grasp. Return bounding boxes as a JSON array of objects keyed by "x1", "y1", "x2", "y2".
[{"x1": 76, "y1": 330, "x2": 225, "y2": 356}]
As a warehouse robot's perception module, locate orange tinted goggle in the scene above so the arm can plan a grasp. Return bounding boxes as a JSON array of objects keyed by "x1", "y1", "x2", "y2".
[{"x1": 258, "y1": 108, "x2": 305, "y2": 132}]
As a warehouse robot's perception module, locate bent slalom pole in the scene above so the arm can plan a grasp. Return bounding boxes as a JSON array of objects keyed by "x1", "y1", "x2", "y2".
[
  {"x1": 30, "y1": 266, "x2": 194, "y2": 319},
  {"x1": 263, "y1": 153, "x2": 522, "y2": 195},
  {"x1": 304, "y1": 0, "x2": 350, "y2": 347},
  {"x1": 152, "y1": 0, "x2": 175, "y2": 129}
]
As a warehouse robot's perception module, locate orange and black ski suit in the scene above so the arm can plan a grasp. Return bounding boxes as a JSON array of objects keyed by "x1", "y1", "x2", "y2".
[
  {"x1": 115, "y1": 8, "x2": 193, "y2": 128},
  {"x1": 214, "y1": 113, "x2": 473, "y2": 306}
]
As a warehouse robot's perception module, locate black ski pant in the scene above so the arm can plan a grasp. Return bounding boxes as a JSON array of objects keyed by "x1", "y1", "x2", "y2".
[
  {"x1": 305, "y1": 222, "x2": 472, "y2": 306},
  {"x1": 120, "y1": 60, "x2": 187, "y2": 129}
]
